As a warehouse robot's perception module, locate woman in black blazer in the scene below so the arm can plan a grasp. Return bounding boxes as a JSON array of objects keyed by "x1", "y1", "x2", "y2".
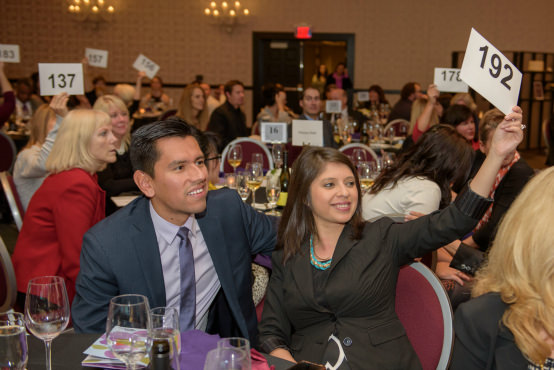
[
  {"x1": 451, "y1": 167, "x2": 554, "y2": 370},
  {"x1": 258, "y1": 107, "x2": 525, "y2": 369}
]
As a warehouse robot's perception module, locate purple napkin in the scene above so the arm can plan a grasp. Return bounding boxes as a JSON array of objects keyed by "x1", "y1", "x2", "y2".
[
  {"x1": 179, "y1": 330, "x2": 221, "y2": 370},
  {"x1": 253, "y1": 254, "x2": 272, "y2": 270}
]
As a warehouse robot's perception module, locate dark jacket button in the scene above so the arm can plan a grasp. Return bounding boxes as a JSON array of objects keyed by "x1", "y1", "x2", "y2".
[{"x1": 343, "y1": 337, "x2": 352, "y2": 347}]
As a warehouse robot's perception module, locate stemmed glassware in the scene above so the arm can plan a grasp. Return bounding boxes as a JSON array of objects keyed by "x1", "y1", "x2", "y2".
[
  {"x1": 106, "y1": 294, "x2": 151, "y2": 370},
  {"x1": 358, "y1": 162, "x2": 376, "y2": 194},
  {"x1": 265, "y1": 175, "x2": 281, "y2": 215},
  {"x1": 271, "y1": 144, "x2": 284, "y2": 169},
  {"x1": 227, "y1": 144, "x2": 242, "y2": 173},
  {"x1": 251, "y1": 153, "x2": 264, "y2": 169},
  {"x1": 25, "y1": 276, "x2": 70, "y2": 370},
  {"x1": 204, "y1": 337, "x2": 251, "y2": 370},
  {"x1": 149, "y1": 307, "x2": 180, "y2": 370},
  {"x1": 245, "y1": 163, "x2": 263, "y2": 209},
  {"x1": 352, "y1": 149, "x2": 367, "y2": 168},
  {"x1": 236, "y1": 172, "x2": 251, "y2": 202},
  {"x1": 0, "y1": 312, "x2": 28, "y2": 369}
]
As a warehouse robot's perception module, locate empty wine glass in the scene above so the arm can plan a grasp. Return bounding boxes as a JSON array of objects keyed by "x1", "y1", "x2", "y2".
[
  {"x1": 204, "y1": 347, "x2": 250, "y2": 370},
  {"x1": 245, "y1": 163, "x2": 263, "y2": 209},
  {"x1": 236, "y1": 173, "x2": 251, "y2": 202},
  {"x1": 251, "y1": 153, "x2": 264, "y2": 169},
  {"x1": 271, "y1": 144, "x2": 284, "y2": 169},
  {"x1": 149, "y1": 307, "x2": 180, "y2": 370},
  {"x1": 227, "y1": 144, "x2": 242, "y2": 173},
  {"x1": 0, "y1": 312, "x2": 28, "y2": 369},
  {"x1": 106, "y1": 294, "x2": 151, "y2": 370},
  {"x1": 352, "y1": 149, "x2": 367, "y2": 168},
  {"x1": 265, "y1": 176, "x2": 281, "y2": 215},
  {"x1": 25, "y1": 276, "x2": 70, "y2": 370}
]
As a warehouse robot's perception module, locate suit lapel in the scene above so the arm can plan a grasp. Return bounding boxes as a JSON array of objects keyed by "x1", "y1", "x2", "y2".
[
  {"x1": 129, "y1": 197, "x2": 166, "y2": 307},
  {"x1": 328, "y1": 224, "x2": 359, "y2": 273}
]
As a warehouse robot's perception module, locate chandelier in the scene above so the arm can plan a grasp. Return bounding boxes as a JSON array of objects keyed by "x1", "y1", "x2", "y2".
[
  {"x1": 204, "y1": 1, "x2": 250, "y2": 33},
  {"x1": 67, "y1": 0, "x2": 115, "y2": 22}
]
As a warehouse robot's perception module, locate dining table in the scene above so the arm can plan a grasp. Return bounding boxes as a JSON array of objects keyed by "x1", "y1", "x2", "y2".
[{"x1": 27, "y1": 330, "x2": 295, "y2": 369}]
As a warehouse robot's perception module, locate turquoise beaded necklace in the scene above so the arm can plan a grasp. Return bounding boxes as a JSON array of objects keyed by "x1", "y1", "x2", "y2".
[{"x1": 309, "y1": 234, "x2": 332, "y2": 270}]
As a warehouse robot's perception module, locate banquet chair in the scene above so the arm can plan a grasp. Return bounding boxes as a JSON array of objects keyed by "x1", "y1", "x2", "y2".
[
  {"x1": 339, "y1": 143, "x2": 379, "y2": 163},
  {"x1": 384, "y1": 119, "x2": 410, "y2": 137},
  {"x1": 220, "y1": 138, "x2": 274, "y2": 173},
  {"x1": 0, "y1": 235, "x2": 17, "y2": 312},
  {"x1": 395, "y1": 262, "x2": 453, "y2": 370},
  {"x1": 0, "y1": 132, "x2": 17, "y2": 172},
  {"x1": 0, "y1": 172, "x2": 24, "y2": 231}
]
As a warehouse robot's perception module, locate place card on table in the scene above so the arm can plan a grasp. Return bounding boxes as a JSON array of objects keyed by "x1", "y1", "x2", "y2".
[
  {"x1": 292, "y1": 119, "x2": 324, "y2": 147},
  {"x1": 325, "y1": 100, "x2": 342, "y2": 114},
  {"x1": 82, "y1": 333, "x2": 149, "y2": 369},
  {"x1": 0, "y1": 44, "x2": 20, "y2": 63},
  {"x1": 434, "y1": 68, "x2": 469, "y2": 93},
  {"x1": 260, "y1": 122, "x2": 287, "y2": 143},
  {"x1": 133, "y1": 54, "x2": 160, "y2": 79},
  {"x1": 38, "y1": 63, "x2": 84, "y2": 96},
  {"x1": 460, "y1": 28, "x2": 522, "y2": 115},
  {"x1": 357, "y1": 91, "x2": 369, "y2": 102},
  {"x1": 85, "y1": 48, "x2": 109, "y2": 68}
]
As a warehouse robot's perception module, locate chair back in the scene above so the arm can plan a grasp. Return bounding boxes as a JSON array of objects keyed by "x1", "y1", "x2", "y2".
[
  {"x1": 339, "y1": 143, "x2": 379, "y2": 164},
  {"x1": 220, "y1": 138, "x2": 274, "y2": 173},
  {"x1": 0, "y1": 235, "x2": 17, "y2": 312},
  {"x1": 384, "y1": 119, "x2": 410, "y2": 137},
  {"x1": 0, "y1": 132, "x2": 17, "y2": 172},
  {"x1": 0, "y1": 172, "x2": 24, "y2": 231},
  {"x1": 395, "y1": 262, "x2": 453, "y2": 370}
]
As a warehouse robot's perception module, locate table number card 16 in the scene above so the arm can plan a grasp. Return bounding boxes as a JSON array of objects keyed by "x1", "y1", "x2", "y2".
[
  {"x1": 460, "y1": 28, "x2": 522, "y2": 115},
  {"x1": 0, "y1": 44, "x2": 20, "y2": 63},
  {"x1": 133, "y1": 54, "x2": 160, "y2": 79},
  {"x1": 38, "y1": 63, "x2": 84, "y2": 96}
]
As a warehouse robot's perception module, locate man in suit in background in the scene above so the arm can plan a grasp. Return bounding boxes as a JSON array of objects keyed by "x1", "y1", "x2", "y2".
[
  {"x1": 72, "y1": 119, "x2": 277, "y2": 342},
  {"x1": 326, "y1": 87, "x2": 367, "y2": 133},
  {"x1": 297, "y1": 87, "x2": 338, "y2": 148}
]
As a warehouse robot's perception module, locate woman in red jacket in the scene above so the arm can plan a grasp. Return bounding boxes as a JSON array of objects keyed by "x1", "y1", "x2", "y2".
[{"x1": 12, "y1": 109, "x2": 117, "y2": 307}]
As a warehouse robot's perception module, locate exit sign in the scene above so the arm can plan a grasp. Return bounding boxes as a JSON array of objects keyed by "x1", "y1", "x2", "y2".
[{"x1": 295, "y1": 26, "x2": 312, "y2": 39}]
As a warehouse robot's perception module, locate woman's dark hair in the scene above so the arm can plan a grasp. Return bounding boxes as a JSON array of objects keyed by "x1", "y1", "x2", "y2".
[
  {"x1": 278, "y1": 147, "x2": 365, "y2": 263},
  {"x1": 370, "y1": 125, "x2": 474, "y2": 209},
  {"x1": 443, "y1": 104, "x2": 473, "y2": 127},
  {"x1": 198, "y1": 131, "x2": 221, "y2": 157},
  {"x1": 261, "y1": 83, "x2": 278, "y2": 107},
  {"x1": 368, "y1": 84, "x2": 386, "y2": 103}
]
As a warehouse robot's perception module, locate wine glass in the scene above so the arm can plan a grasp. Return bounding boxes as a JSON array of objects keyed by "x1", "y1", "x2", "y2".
[
  {"x1": 227, "y1": 144, "x2": 242, "y2": 173},
  {"x1": 358, "y1": 162, "x2": 376, "y2": 194},
  {"x1": 0, "y1": 312, "x2": 28, "y2": 369},
  {"x1": 271, "y1": 144, "x2": 284, "y2": 169},
  {"x1": 265, "y1": 175, "x2": 281, "y2": 215},
  {"x1": 25, "y1": 276, "x2": 70, "y2": 370},
  {"x1": 352, "y1": 149, "x2": 367, "y2": 168},
  {"x1": 149, "y1": 307, "x2": 180, "y2": 370},
  {"x1": 216, "y1": 337, "x2": 251, "y2": 369},
  {"x1": 204, "y1": 347, "x2": 250, "y2": 370},
  {"x1": 251, "y1": 153, "x2": 264, "y2": 169},
  {"x1": 236, "y1": 173, "x2": 251, "y2": 202},
  {"x1": 245, "y1": 163, "x2": 263, "y2": 209},
  {"x1": 106, "y1": 294, "x2": 151, "y2": 370}
]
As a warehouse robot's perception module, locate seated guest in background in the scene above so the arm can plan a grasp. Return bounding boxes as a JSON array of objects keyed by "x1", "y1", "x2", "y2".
[
  {"x1": 72, "y1": 119, "x2": 277, "y2": 342},
  {"x1": 443, "y1": 104, "x2": 480, "y2": 150},
  {"x1": 410, "y1": 84, "x2": 443, "y2": 142},
  {"x1": 0, "y1": 62, "x2": 15, "y2": 125},
  {"x1": 275, "y1": 83, "x2": 298, "y2": 120},
  {"x1": 200, "y1": 82, "x2": 225, "y2": 117},
  {"x1": 326, "y1": 87, "x2": 366, "y2": 131},
  {"x1": 85, "y1": 75, "x2": 107, "y2": 107},
  {"x1": 357, "y1": 84, "x2": 388, "y2": 110},
  {"x1": 14, "y1": 93, "x2": 69, "y2": 210},
  {"x1": 113, "y1": 71, "x2": 146, "y2": 118},
  {"x1": 451, "y1": 92, "x2": 477, "y2": 112},
  {"x1": 11, "y1": 109, "x2": 117, "y2": 306},
  {"x1": 14, "y1": 78, "x2": 42, "y2": 126},
  {"x1": 30, "y1": 71, "x2": 50, "y2": 104},
  {"x1": 297, "y1": 87, "x2": 337, "y2": 148},
  {"x1": 198, "y1": 131, "x2": 222, "y2": 190},
  {"x1": 326, "y1": 62, "x2": 352, "y2": 90},
  {"x1": 176, "y1": 84, "x2": 209, "y2": 131},
  {"x1": 451, "y1": 167, "x2": 554, "y2": 370},
  {"x1": 363, "y1": 125, "x2": 474, "y2": 221},
  {"x1": 259, "y1": 109, "x2": 523, "y2": 368},
  {"x1": 93, "y1": 95, "x2": 139, "y2": 216},
  {"x1": 252, "y1": 83, "x2": 291, "y2": 135},
  {"x1": 207, "y1": 80, "x2": 249, "y2": 151},
  {"x1": 389, "y1": 81, "x2": 422, "y2": 122},
  {"x1": 140, "y1": 76, "x2": 172, "y2": 113}
]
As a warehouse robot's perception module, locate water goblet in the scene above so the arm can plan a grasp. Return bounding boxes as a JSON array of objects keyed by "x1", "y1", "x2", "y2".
[
  {"x1": 106, "y1": 294, "x2": 151, "y2": 370},
  {"x1": 0, "y1": 312, "x2": 28, "y2": 369},
  {"x1": 25, "y1": 276, "x2": 70, "y2": 370},
  {"x1": 227, "y1": 144, "x2": 242, "y2": 173}
]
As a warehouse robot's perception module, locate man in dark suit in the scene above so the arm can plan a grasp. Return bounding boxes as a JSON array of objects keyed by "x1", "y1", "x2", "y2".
[
  {"x1": 72, "y1": 119, "x2": 277, "y2": 342},
  {"x1": 326, "y1": 87, "x2": 367, "y2": 132},
  {"x1": 296, "y1": 87, "x2": 338, "y2": 148}
]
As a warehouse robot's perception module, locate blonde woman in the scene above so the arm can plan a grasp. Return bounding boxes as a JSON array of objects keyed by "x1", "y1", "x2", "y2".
[
  {"x1": 93, "y1": 95, "x2": 138, "y2": 215},
  {"x1": 13, "y1": 93, "x2": 69, "y2": 210},
  {"x1": 410, "y1": 84, "x2": 443, "y2": 141},
  {"x1": 451, "y1": 167, "x2": 554, "y2": 369},
  {"x1": 176, "y1": 84, "x2": 209, "y2": 131},
  {"x1": 11, "y1": 109, "x2": 117, "y2": 306}
]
